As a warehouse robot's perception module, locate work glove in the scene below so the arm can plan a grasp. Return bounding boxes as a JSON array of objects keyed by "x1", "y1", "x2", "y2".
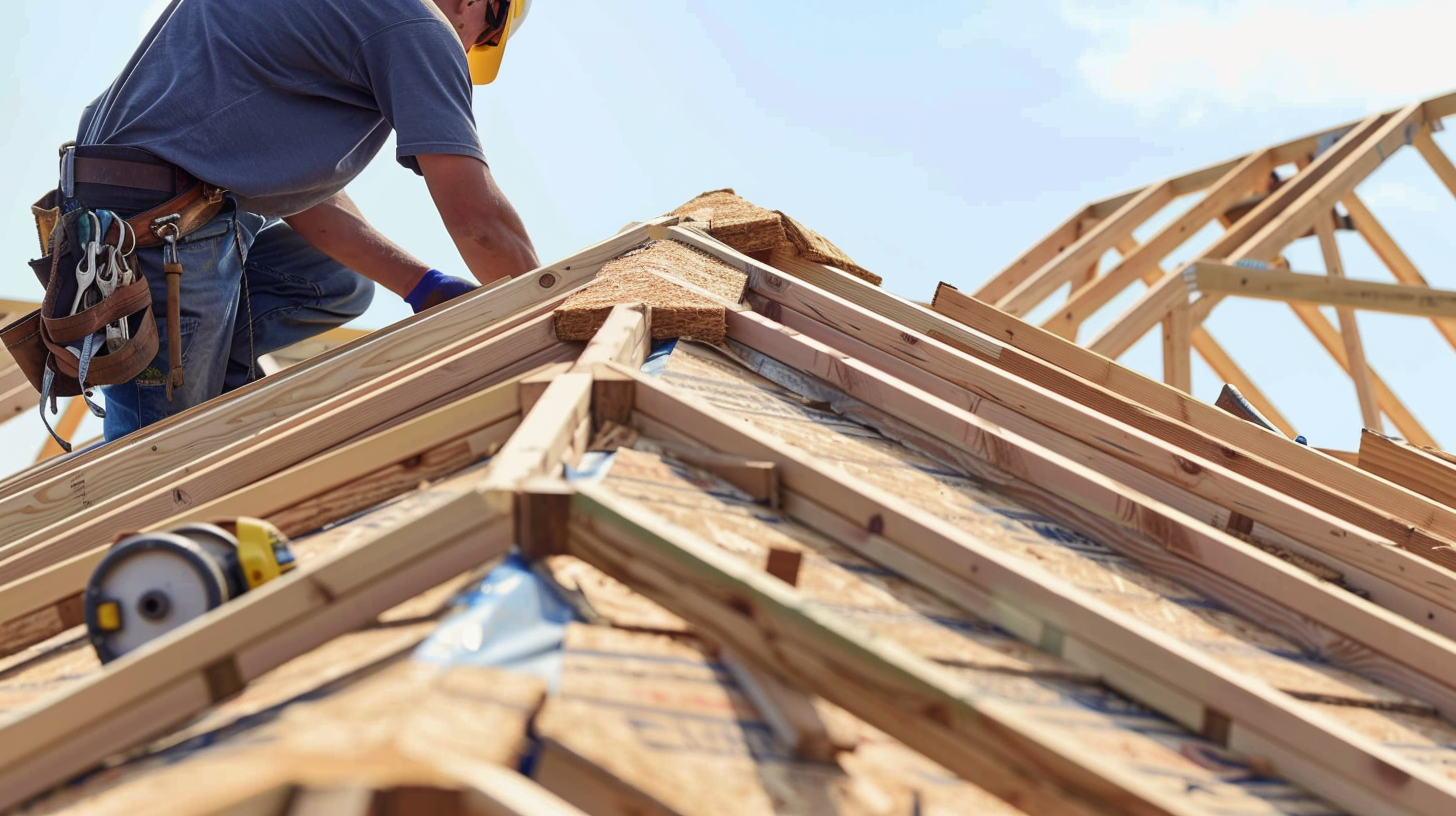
[{"x1": 406, "y1": 269, "x2": 478, "y2": 314}]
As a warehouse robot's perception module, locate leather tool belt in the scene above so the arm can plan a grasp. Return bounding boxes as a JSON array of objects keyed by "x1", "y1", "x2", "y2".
[{"x1": 1, "y1": 143, "x2": 226, "y2": 450}]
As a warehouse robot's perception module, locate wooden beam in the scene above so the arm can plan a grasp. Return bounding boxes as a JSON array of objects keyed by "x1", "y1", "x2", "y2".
[
  {"x1": 1341, "y1": 193, "x2": 1456, "y2": 352},
  {"x1": 1413, "y1": 127, "x2": 1456, "y2": 201},
  {"x1": 0, "y1": 403, "x2": 523, "y2": 662},
  {"x1": 0, "y1": 316, "x2": 560, "y2": 589},
  {"x1": 725, "y1": 310, "x2": 1456, "y2": 705},
  {"x1": 1045, "y1": 150, "x2": 1277, "y2": 340},
  {"x1": 1188, "y1": 261, "x2": 1456, "y2": 320},
  {"x1": 997, "y1": 182, "x2": 1175, "y2": 316},
  {"x1": 692, "y1": 226, "x2": 1456, "y2": 560},
  {"x1": 618, "y1": 371, "x2": 1456, "y2": 816},
  {"x1": 1313, "y1": 216, "x2": 1382, "y2": 430},
  {"x1": 0, "y1": 484, "x2": 513, "y2": 811},
  {"x1": 1161, "y1": 300, "x2": 1191, "y2": 392},
  {"x1": 1359, "y1": 430, "x2": 1456, "y2": 509},
  {"x1": 1088, "y1": 113, "x2": 1393, "y2": 358},
  {"x1": 567, "y1": 485, "x2": 1127, "y2": 816},
  {"x1": 0, "y1": 219, "x2": 673, "y2": 536}
]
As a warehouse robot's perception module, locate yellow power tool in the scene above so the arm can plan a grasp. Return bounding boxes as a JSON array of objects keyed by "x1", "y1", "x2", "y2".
[{"x1": 85, "y1": 518, "x2": 296, "y2": 663}]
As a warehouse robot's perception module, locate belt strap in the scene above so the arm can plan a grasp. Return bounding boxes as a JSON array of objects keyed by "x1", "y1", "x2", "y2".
[{"x1": 72, "y1": 157, "x2": 175, "y2": 193}]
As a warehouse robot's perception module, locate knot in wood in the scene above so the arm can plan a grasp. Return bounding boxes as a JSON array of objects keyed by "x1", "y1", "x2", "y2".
[{"x1": 538, "y1": 273, "x2": 558, "y2": 289}]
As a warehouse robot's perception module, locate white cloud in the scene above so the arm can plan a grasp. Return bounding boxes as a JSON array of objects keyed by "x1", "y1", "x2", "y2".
[{"x1": 1063, "y1": 1, "x2": 1456, "y2": 120}]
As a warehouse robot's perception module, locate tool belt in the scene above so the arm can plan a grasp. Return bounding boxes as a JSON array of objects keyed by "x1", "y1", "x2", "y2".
[{"x1": 0, "y1": 144, "x2": 226, "y2": 450}]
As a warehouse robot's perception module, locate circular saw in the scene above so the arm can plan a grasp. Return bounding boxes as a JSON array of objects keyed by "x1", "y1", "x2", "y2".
[{"x1": 85, "y1": 518, "x2": 296, "y2": 664}]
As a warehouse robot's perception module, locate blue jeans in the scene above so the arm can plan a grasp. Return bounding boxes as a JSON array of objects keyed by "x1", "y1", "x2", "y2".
[{"x1": 100, "y1": 201, "x2": 374, "y2": 440}]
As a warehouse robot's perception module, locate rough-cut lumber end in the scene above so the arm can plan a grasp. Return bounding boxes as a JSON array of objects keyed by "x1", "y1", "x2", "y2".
[
  {"x1": 553, "y1": 241, "x2": 748, "y2": 345},
  {"x1": 670, "y1": 189, "x2": 787, "y2": 254},
  {"x1": 667, "y1": 189, "x2": 882, "y2": 286},
  {"x1": 777, "y1": 212, "x2": 882, "y2": 285}
]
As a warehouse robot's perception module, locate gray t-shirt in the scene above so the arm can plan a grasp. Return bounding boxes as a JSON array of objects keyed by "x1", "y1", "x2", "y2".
[{"x1": 78, "y1": 0, "x2": 484, "y2": 217}]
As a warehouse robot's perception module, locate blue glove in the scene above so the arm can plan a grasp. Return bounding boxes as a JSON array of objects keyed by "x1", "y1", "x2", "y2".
[{"x1": 406, "y1": 269, "x2": 478, "y2": 314}]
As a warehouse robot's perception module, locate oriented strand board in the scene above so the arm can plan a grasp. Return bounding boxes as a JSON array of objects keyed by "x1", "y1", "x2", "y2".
[
  {"x1": 18, "y1": 661, "x2": 546, "y2": 815},
  {"x1": 537, "y1": 624, "x2": 1031, "y2": 816},
  {"x1": 554, "y1": 241, "x2": 748, "y2": 344},
  {"x1": 544, "y1": 555, "x2": 692, "y2": 635},
  {"x1": 654, "y1": 345, "x2": 1446, "y2": 730},
  {"x1": 670, "y1": 190, "x2": 787, "y2": 255},
  {"x1": 603, "y1": 446, "x2": 1092, "y2": 679}
]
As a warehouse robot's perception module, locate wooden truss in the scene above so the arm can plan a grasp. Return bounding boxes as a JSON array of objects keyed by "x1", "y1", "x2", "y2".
[
  {"x1": 4, "y1": 189, "x2": 1456, "y2": 816},
  {"x1": 966, "y1": 93, "x2": 1456, "y2": 448}
]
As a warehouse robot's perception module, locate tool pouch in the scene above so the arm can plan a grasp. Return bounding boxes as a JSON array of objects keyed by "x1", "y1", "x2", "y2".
[{"x1": 3, "y1": 198, "x2": 161, "y2": 448}]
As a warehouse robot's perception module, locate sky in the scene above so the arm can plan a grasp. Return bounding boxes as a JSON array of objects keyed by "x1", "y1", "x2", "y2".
[{"x1": 0, "y1": 0, "x2": 1454, "y2": 472}]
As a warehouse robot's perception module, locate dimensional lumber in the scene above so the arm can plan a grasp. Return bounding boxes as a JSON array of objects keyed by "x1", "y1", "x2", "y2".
[
  {"x1": 1188, "y1": 261, "x2": 1456, "y2": 320},
  {"x1": 11, "y1": 170, "x2": 1456, "y2": 816},
  {"x1": 0, "y1": 218, "x2": 674, "y2": 520},
  {"x1": 618, "y1": 358, "x2": 1456, "y2": 816},
  {"x1": 674, "y1": 227, "x2": 1456, "y2": 605},
  {"x1": 1358, "y1": 430, "x2": 1456, "y2": 509},
  {"x1": 970, "y1": 91, "x2": 1456, "y2": 445}
]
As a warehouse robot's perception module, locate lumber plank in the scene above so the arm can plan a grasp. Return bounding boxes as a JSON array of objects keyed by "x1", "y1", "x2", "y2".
[
  {"x1": 480, "y1": 373, "x2": 593, "y2": 492},
  {"x1": 1162, "y1": 300, "x2": 1192, "y2": 391},
  {"x1": 621, "y1": 365, "x2": 1456, "y2": 816},
  {"x1": 724, "y1": 312, "x2": 1456, "y2": 711},
  {"x1": 1088, "y1": 112, "x2": 1392, "y2": 358},
  {"x1": 1314, "y1": 216, "x2": 1382, "y2": 430},
  {"x1": 0, "y1": 317, "x2": 560, "y2": 588},
  {"x1": 687, "y1": 225, "x2": 1456, "y2": 565},
  {"x1": 0, "y1": 484, "x2": 513, "y2": 811},
  {"x1": 998, "y1": 181, "x2": 1175, "y2": 316},
  {"x1": 928, "y1": 284, "x2": 1456, "y2": 545},
  {"x1": 1189, "y1": 261, "x2": 1456, "y2": 320},
  {"x1": 567, "y1": 485, "x2": 1139, "y2": 816},
  {"x1": 718, "y1": 651, "x2": 852, "y2": 762},
  {"x1": 571, "y1": 303, "x2": 652, "y2": 372},
  {"x1": 1359, "y1": 431, "x2": 1456, "y2": 509},
  {"x1": 1045, "y1": 150, "x2": 1276, "y2": 339},
  {"x1": 1341, "y1": 193, "x2": 1456, "y2": 352},
  {"x1": 702, "y1": 234, "x2": 1456, "y2": 594},
  {"x1": 0, "y1": 219, "x2": 672, "y2": 528}
]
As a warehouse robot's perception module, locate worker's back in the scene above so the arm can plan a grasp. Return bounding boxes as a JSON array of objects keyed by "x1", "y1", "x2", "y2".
[{"x1": 78, "y1": 0, "x2": 482, "y2": 218}]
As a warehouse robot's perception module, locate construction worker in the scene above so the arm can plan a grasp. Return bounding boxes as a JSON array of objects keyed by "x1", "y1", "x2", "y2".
[{"x1": 59, "y1": 0, "x2": 540, "y2": 441}]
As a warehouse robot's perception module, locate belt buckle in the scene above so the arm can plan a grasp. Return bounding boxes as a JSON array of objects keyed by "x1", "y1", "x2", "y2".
[{"x1": 59, "y1": 143, "x2": 76, "y2": 200}]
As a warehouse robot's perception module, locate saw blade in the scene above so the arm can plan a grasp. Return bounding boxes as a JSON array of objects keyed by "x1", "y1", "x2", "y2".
[{"x1": 86, "y1": 533, "x2": 231, "y2": 663}]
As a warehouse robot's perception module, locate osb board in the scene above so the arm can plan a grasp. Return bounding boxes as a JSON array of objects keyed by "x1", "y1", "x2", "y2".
[
  {"x1": 20, "y1": 661, "x2": 546, "y2": 815},
  {"x1": 655, "y1": 348, "x2": 1430, "y2": 713},
  {"x1": 603, "y1": 445, "x2": 1091, "y2": 680},
  {"x1": 591, "y1": 447, "x2": 1342, "y2": 812},
  {"x1": 554, "y1": 240, "x2": 749, "y2": 344},
  {"x1": 544, "y1": 555, "x2": 692, "y2": 635},
  {"x1": 666, "y1": 190, "x2": 881, "y2": 285},
  {"x1": 537, "y1": 624, "x2": 1030, "y2": 816},
  {"x1": 778, "y1": 214, "x2": 882, "y2": 286},
  {"x1": 1304, "y1": 702, "x2": 1456, "y2": 783},
  {"x1": 670, "y1": 190, "x2": 787, "y2": 255}
]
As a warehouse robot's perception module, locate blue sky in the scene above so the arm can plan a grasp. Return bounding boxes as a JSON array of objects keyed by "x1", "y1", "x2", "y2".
[{"x1": 0, "y1": 0, "x2": 1453, "y2": 469}]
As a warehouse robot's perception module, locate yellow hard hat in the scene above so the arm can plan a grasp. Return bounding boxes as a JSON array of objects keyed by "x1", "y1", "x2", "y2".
[{"x1": 468, "y1": 0, "x2": 532, "y2": 85}]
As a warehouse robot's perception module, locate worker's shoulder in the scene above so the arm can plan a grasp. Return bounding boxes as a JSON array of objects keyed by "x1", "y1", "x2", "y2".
[{"x1": 337, "y1": 0, "x2": 454, "y2": 37}]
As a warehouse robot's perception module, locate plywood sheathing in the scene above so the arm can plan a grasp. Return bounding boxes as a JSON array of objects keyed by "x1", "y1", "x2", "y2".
[
  {"x1": 20, "y1": 661, "x2": 547, "y2": 815},
  {"x1": 669, "y1": 189, "x2": 882, "y2": 285},
  {"x1": 660, "y1": 345, "x2": 1455, "y2": 715},
  {"x1": 534, "y1": 623, "x2": 1032, "y2": 816},
  {"x1": 553, "y1": 240, "x2": 747, "y2": 344},
  {"x1": 596, "y1": 427, "x2": 1337, "y2": 811}
]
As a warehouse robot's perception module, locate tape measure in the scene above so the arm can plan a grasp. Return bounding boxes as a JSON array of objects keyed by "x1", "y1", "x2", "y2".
[{"x1": 85, "y1": 518, "x2": 296, "y2": 663}]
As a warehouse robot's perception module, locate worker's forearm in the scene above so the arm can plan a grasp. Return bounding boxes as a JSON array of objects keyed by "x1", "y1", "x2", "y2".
[
  {"x1": 440, "y1": 202, "x2": 539, "y2": 286},
  {"x1": 283, "y1": 193, "x2": 431, "y2": 298}
]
